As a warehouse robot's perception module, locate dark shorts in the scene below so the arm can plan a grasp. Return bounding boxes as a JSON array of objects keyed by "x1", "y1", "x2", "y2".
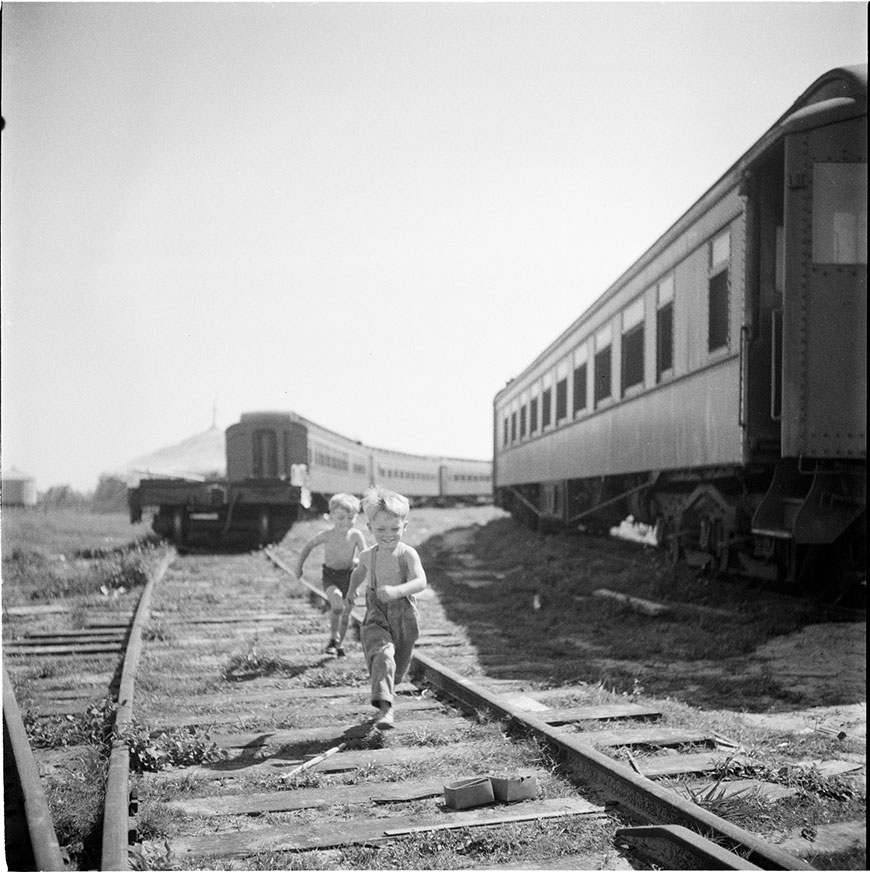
[{"x1": 322, "y1": 565, "x2": 352, "y2": 598}]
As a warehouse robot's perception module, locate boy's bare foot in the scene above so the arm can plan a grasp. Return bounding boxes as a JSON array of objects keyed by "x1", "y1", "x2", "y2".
[{"x1": 375, "y1": 706, "x2": 394, "y2": 730}]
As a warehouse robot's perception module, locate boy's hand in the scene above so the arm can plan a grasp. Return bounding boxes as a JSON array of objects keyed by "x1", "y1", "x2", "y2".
[{"x1": 375, "y1": 585, "x2": 399, "y2": 603}]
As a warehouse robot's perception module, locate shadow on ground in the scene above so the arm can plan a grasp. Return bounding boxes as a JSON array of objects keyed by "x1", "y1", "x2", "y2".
[{"x1": 414, "y1": 513, "x2": 866, "y2": 714}]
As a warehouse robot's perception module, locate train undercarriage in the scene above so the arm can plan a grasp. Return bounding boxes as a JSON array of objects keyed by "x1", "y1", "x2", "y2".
[
  {"x1": 497, "y1": 461, "x2": 866, "y2": 606},
  {"x1": 128, "y1": 478, "x2": 302, "y2": 550}
]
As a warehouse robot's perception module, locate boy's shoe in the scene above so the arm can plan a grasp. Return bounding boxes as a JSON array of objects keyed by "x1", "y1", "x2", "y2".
[
  {"x1": 375, "y1": 708, "x2": 394, "y2": 730},
  {"x1": 325, "y1": 639, "x2": 339, "y2": 656},
  {"x1": 336, "y1": 647, "x2": 346, "y2": 657}
]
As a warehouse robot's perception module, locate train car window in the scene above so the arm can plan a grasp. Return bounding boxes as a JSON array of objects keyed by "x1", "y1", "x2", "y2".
[
  {"x1": 710, "y1": 229, "x2": 731, "y2": 268},
  {"x1": 657, "y1": 303, "x2": 674, "y2": 380},
  {"x1": 520, "y1": 404, "x2": 527, "y2": 438},
  {"x1": 622, "y1": 327, "x2": 644, "y2": 395},
  {"x1": 594, "y1": 324, "x2": 612, "y2": 407},
  {"x1": 708, "y1": 271, "x2": 729, "y2": 351},
  {"x1": 573, "y1": 343, "x2": 588, "y2": 415},
  {"x1": 555, "y1": 359, "x2": 569, "y2": 422},
  {"x1": 812, "y1": 163, "x2": 867, "y2": 264},
  {"x1": 530, "y1": 396, "x2": 539, "y2": 434},
  {"x1": 708, "y1": 230, "x2": 730, "y2": 353},
  {"x1": 573, "y1": 362, "x2": 587, "y2": 412},
  {"x1": 253, "y1": 429, "x2": 278, "y2": 478},
  {"x1": 542, "y1": 388, "x2": 552, "y2": 428},
  {"x1": 510, "y1": 410, "x2": 517, "y2": 443},
  {"x1": 556, "y1": 379, "x2": 567, "y2": 420},
  {"x1": 594, "y1": 348, "x2": 611, "y2": 406},
  {"x1": 656, "y1": 276, "x2": 674, "y2": 381},
  {"x1": 621, "y1": 298, "x2": 645, "y2": 396},
  {"x1": 503, "y1": 416, "x2": 509, "y2": 447}
]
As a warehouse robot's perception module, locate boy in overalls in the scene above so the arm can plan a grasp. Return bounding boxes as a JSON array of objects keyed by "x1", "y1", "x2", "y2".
[
  {"x1": 295, "y1": 493, "x2": 367, "y2": 656},
  {"x1": 342, "y1": 487, "x2": 427, "y2": 729}
]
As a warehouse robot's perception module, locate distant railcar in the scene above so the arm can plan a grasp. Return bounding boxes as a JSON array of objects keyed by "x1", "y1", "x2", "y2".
[
  {"x1": 493, "y1": 65, "x2": 866, "y2": 596},
  {"x1": 129, "y1": 410, "x2": 492, "y2": 546},
  {"x1": 439, "y1": 457, "x2": 497, "y2": 504}
]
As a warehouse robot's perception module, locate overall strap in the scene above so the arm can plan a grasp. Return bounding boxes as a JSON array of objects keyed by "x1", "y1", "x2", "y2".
[{"x1": 370, "y1": 545, "x2": 409, "y2": 589}]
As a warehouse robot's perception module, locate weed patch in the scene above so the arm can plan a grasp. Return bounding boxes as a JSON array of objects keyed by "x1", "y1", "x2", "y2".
[{"x1": 43, "y1": 747, "x2": 107, "y2": 869}]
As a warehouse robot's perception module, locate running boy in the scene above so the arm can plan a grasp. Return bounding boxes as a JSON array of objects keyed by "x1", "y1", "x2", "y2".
[
  {"x1": 295, "y1": 493, "x2": 366, "y2": 656},
  {"x1": 342, "y1": 487, "x2": 427, "y2": 729}
]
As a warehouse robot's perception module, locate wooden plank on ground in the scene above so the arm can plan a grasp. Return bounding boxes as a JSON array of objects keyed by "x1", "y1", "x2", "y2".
[
  {"x1": 161, "y1": 613, "x2": 299, "y2": 625},
  {"x1": 42, "y1": 687, "x2": 105, "y2": 701},
  {"x1": 163, "y1": 777, "x2": 448, "y2": 816},
  {"x1": 575, "y1": 727, "x2": 714, "y2": 748},
  {"x1": 8, "y1": 635, "x2": 125, "y2": 646},
  {"x1": 538, "y1": 704, "x2": 663, "y2": 725},
  {"x1": 143, "y1": 682, "x2": 422, "y2": 712},
  {"x1": 37, "y1": 699, "x2": 105, "y2": 717},
  {"x1": 148, "y1": 797, "x2": 603, "y2": 857},
  {"x1": 25, "y1": 628, "x2": 126, "y2": 638},
  {"x1": 3, "y1": 604, "x2": 71, "y2": 616},
  {"x1": 667, "y1": 779, "x2": 800, "y2": 803},
  {"x1": 592, "y1": 589, "x2": 669, "y2": 616},
  {"x1": 638, "y1": 751, "x2": 746, "y2": 778},
  {"x1": 143, "y1": 745, "x2": 440, "y2": 782},
  {"x1": 4, "y1": 642, "x2": 123, "y2": 656},
  {"x1": 148, "y1": 697, "x2": 443, "y2": 730},
  {"x1": 205, "y1": 714, "x2": 459, "y2": 749}
]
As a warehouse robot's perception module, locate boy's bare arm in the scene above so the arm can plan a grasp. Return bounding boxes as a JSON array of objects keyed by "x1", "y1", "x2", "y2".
[
  {"x1": 351, "y1": 529, "x2": 366, "y2": 556},
  {"x1": 342, "y1": 562, "x2": 367, "y2": 611},
  {"x1": 295, "y1": 531, "x2": 326, "y2": 576},
  {"x1": 379, "y1": 549, "x2": 427, "y2": 600}
]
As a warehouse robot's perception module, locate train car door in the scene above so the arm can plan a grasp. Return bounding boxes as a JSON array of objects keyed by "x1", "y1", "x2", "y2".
[
  {"x1": 741, "y1": 145, "x2": 787, "y2": 458},
  {"x1": 781, "y1": 112, "x2": 867, "y2": 461}
]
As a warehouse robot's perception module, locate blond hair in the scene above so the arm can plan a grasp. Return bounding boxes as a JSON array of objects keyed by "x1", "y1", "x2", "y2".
[
  {"x1": 329, "y1": 492, "x2": 361, "y2": 515},
  {"x1": 361, "y1": 486, "x2": 410, "y2": 522}
]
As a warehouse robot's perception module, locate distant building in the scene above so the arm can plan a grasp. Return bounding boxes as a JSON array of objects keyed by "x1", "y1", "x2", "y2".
[{"x1": 2, "y1": 468, "x2": 37, "y2": 508}]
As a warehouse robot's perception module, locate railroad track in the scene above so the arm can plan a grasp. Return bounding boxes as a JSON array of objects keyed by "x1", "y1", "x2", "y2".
[
  {"x1": 132, "y1": 527, "x2": 818, "y2": 870},
  {"x1": 3, "y1": 511, "x2": 863, "y2": 869},
  {"x1": 2, "y1": 546, "x2": 174, "y2": 870}
]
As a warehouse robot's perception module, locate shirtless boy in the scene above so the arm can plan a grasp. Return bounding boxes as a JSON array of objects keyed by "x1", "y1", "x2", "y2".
[{"x1": 295, "y1": 493, "x2": 366, "y2": 656}]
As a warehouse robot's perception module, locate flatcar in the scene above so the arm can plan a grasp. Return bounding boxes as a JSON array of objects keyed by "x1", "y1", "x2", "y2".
[
  {"x1": 129, "y1": 410, "x2": 492, "y2": 546},
  {"x1": 493, "y1": 65, "x2": 866, "y2": 597}
]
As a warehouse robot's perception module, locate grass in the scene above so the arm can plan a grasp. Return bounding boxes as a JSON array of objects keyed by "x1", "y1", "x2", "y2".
[
  {"x1": 421, "y1": 515, "x2": 860, "y2": 709},
  {"x1": 1, "y1": 506, "x2": 155, "y2": 559},
  {"x1": 2, "y1": 509, "x2": 170, "y2": 609}
]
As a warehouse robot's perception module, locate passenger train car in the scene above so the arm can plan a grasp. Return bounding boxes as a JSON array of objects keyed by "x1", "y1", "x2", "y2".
[
  {"x1": 129, "y1": 411, "x2": 492, "y2": 547},
  {"x1": 494, "y1": 65, "x2": 866, "y2": 595}
]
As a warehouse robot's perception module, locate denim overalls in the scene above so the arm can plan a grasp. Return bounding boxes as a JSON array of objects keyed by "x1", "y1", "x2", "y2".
[{"x1": 360, "y1": 544, "x2": 420, "y2": 709}]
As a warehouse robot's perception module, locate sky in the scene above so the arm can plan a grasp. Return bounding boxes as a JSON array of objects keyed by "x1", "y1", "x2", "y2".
[{"x1": 1, "y1": 1, "x2": 866, "y2": 493}]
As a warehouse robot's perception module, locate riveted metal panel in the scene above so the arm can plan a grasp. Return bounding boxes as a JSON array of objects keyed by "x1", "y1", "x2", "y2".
[{"x1": 782, "y1": 116, "x2": 867, "y2": 459}]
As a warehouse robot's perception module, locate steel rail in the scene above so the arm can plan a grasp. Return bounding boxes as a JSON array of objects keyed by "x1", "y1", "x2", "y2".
[
  {"x1": 409, "y1": 650, "x2": 813, "y2": 872},
  {"x1": 101, "y1": 549, "x2": 175, "y2": 872},
  {"x1": 2, "y1": 660, "x2": 68, "y2": 871}
]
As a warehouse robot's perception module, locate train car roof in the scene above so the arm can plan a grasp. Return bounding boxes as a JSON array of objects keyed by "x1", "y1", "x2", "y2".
[
  {"x1": 235, "y1": 410, "x2": 490, "y2": 466},
  {"x1": 494, "y1": 64, "x2": 867, "y2": 403}
]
